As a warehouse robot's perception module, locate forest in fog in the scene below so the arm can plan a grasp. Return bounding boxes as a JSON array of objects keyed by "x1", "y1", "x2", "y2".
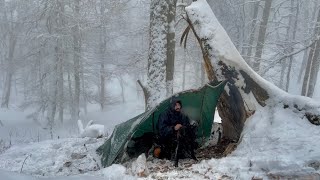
[{"x1": 1, "y1": 0, "x2": 320, "y2": 128}]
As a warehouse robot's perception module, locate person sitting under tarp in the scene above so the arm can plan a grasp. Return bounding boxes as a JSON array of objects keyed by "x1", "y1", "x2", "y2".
[{"x1": 157, "y1": 98, "x2": 198, "y2": 166}]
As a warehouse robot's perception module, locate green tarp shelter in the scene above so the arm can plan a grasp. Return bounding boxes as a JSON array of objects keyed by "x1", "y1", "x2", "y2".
[{"x1": 97, "y1": 81, "x2": 226, "y2": 167}]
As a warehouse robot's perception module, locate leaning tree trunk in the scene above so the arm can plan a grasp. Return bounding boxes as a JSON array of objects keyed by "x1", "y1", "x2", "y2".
[{"x1": 185, "y1": 0, "x2": 320, "y2": 141}]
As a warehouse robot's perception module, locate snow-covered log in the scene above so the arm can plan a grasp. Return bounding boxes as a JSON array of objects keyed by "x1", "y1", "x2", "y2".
[{"x1": 185, "y1": 0, "x2": 320, "y2": 140}]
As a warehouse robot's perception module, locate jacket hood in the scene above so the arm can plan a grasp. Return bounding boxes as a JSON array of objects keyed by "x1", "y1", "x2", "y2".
[{"x1": 170, "y1": 98, "x2": 182, "y2": 111}]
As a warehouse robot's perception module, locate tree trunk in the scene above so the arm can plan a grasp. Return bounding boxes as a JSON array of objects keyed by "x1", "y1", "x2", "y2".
[
  {"x1": 1, "y1": 3, "x2": 18, "y2": 108},
  {"x1": 279, "y1": 0, "x2": 295, "y2": 90},
  {"x1": 1, "y1": 31, "x2": 16, "y2": 108},
  {"x1": 285, "y1": 0, "x2": 299, "y2": 92},
  {"x1": 146, "y1": 0, "x2": 170, "y2": 109},
  {"x1": 47, "y1": 56, "x2": 58, "y2": 140},
  {"x1": 246, "y1": 0, "x2": 260, "y2": 65},
  {"x1": 99, "y1": 0, "x2": 106, "y2": 111},
  {"x1": 239, "y1": 0, "x2": 246, "y2": 55},
  {"x1": 182, "y1": 51, "x2": 187, "y2": 89},
  {"x1": 72, "y1": 0, "x2": 81, "y2": 119},
  {"x1": 80, "y1": 61, "x2": 87, "y2": 114},
  {"x1": 67, "y1": 71, "x2": 74, "y2": 117},
  {"x1": 57, "y1": 1, "x2": 65, "y2": 123},
  {"x1": 166, "y1": 0, "x2": 177, "y2": 97},
  {"x1": 100, "y1": 63, "x2": 105, "y2": 110},
  {"x1": 298, "y1": 0, "x2": 319, "y2": 83},
  {"x1": 1, "y1": 71, "x2": 13, "y2": 108},
  {"x1": 56, "y1": 45, "x2": 64, "y2": 123},
  {"x1": 200, "y1": 62, "x2": 205, "y2": 86},
  {"x1": 301, "y1": 9, "x2": 320, "y2": 97},
  {"x1": 252, "y1": 0, "x2": 273, "y2": 72},
  {"x1": 119, "y1": 77, "x2": 125, "y2": 103},
  {"x1": 137, "y1": 80, "x2": 149, "y2": 111}
]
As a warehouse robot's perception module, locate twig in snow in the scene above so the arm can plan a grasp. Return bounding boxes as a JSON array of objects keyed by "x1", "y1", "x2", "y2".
[{"x1": 20, "y1": 154, "x2": 31, "y2": 173}]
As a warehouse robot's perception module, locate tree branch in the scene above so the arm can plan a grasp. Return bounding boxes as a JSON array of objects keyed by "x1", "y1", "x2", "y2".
[
  {"x1": 181, "y1": 15, "x2": 217, "y2": 82},
  {"x1": 137, "y1": 80, "x2": 149, "y2": 110},
  {"x1": 20, "y1": 154, "x2": 31, "y2": 173},
  {"x1": 261, "y1": 36, "x2": 320, "y2": 75}
]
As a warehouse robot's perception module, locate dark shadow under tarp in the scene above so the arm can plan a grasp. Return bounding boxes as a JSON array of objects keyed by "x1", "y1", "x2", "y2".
[{"x1": 97, "y1": 81, "x2": 227, "y2": 167}]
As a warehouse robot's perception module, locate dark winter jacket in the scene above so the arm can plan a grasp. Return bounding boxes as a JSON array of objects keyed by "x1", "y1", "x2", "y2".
[{"x1": 158, "y1": 99, "x2": 190, "y2": 138}]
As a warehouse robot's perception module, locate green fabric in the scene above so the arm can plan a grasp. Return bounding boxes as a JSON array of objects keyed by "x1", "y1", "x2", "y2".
[{"x1": 97, "y1": 81, "x2": 226, "y2": 167}]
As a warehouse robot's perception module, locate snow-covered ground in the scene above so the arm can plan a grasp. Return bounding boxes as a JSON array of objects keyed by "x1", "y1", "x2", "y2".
[{"x1": 0, "y1": 101, "x2": 319, "y2": 179}]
